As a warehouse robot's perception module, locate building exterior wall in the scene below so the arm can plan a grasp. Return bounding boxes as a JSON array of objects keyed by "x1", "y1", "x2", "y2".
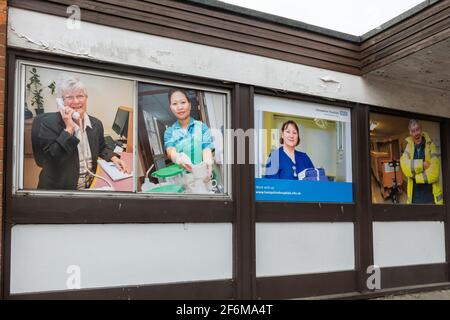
[
  {"x1": 7, "y1": 8, "x2": 450, "y2": 117},
  {"x1": 2, "y1": 2, "x2": 450, "y2": 300}
]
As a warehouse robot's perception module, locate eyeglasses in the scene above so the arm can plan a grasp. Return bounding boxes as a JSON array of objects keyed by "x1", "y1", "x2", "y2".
[{"x1": 63, "y1": 94, "x2": 86, "y2": 102}]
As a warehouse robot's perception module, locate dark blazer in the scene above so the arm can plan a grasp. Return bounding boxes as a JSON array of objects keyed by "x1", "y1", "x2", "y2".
[
  {"x1": 33, "y1": 112, "x2": 118, "y2": 190},
  {"x1": 264, "y1": 147, "x2": 314, "y2": 180}
]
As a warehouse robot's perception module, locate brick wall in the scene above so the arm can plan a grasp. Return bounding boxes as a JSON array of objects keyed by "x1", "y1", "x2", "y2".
[{"x1": 0, "y1": 0, "x2": 6, "y2": 299}]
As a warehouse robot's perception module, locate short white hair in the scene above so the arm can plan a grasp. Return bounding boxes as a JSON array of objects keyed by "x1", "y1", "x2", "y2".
[
  {"x1": 408, "y1": 119, "x2": 421, "y2": 131},
  {"x1": 57, "y1": 75, "x2": 88, "y2": 99}
]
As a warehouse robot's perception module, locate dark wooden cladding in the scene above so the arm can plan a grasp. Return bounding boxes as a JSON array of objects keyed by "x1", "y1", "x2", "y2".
[
  {"x1": 442, "y1": 120, "x2": 450, "y2": 269},
  {"x1": 362, "y1": 19, "x2": 450, "y2": 68},
  {"x1": 360, "y1": 0, "x2": 450, "y2": 50},
  {"x1": 8, "y1": 279, "x2": 234, "y2": 300},
  {"x1": 232, "y1": 85, "x2": 256, "y2": 299},
  {"x1": 143, "y1": 0, "x2": 361, "y2": 50},
  {"x1": 9, "y1": 0, "x2": 361, "y2": 75},
  {"x1": 148, "y1": 0, "x2": 359, "y2": 51},
  {"x1": 97, "y1": 0, "x2": 361, "y2": 60},
  {"x1": 353, "y1": 105, "x2": 374, "y2": 293},
  {"x1": 369, "y1": 104, "x2": 445, "y2": 123},
  {"x1": 2, "y1": 224, "x2": 12, "y2": 299},
  {"x1": 256, "y1": 271, "x2": 357, "y2": 299},
  {"x1": 361, "y1": 6, "x2": 450, "y2": 59},
  {"x1": 8, "y1": 0, "x2": 450, "y2": 76},
  {"x1": 256, "y1": 203, "x2": 355, "y2": 222},
  {"x1": 362, "y1": 28, "x2": 450, "y2": 74},
  {"x1": 7, "y1": 195, "x2": 233, "y2": 224},
  {"x1": 372, "y1": 204, "x2": 446, "y2": 221},
  {"x1": 361, "y1": 0, "x2": 450, "y2": 73},
  {"x1": 380, "y1": 263, "x2": 449, "y2": 289},
  {"x1": 3, "y1": 52, "x2": 16, "y2": 300}
]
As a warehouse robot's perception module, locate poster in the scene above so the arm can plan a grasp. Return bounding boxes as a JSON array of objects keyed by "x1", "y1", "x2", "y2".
[
  {"x1": 21, "y1": 64, "x2": 135, "y2": 192},
  {"x1": 254, "y1": 95, "x2": 353, "y2": 203},
  {"x1": 137, "y1": 83, "x2": 228, "y2": 195},
  {"x1": 370, "y1": 113, "x2": 443, "y2": 205}
]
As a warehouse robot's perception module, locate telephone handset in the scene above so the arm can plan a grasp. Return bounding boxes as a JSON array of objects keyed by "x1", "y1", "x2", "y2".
[{"x1": 56, "y1": 98, "x2": 80, "y2": 121}]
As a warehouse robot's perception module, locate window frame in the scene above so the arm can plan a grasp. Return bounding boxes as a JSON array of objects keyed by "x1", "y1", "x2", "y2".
[
  {"x1": 368, "y1": 106, "x2": 448, "y2": 222},
  {"x1": 13, "y1": 59, "x2": 233, "y2": 201},
  {"x1": 253, "y1": 87, "x2": 359, "y2": 223},
  {"x1": 6, "y1": 50, "x2": 236, "y2": 224}
]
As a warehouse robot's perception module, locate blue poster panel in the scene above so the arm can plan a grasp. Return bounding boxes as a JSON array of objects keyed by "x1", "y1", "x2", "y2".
[{"x1": 254, "y1": 95, "x2": 353, "y2": 203}]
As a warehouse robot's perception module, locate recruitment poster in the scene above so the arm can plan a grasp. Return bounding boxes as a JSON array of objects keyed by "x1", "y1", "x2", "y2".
[
  {"x1": 254, "y1": 95, "x2": 353, "y2": 203},
  {"x1": 369, "y1": 113, "x2": 443, "y2": 205},
  {"x1": 21, "y1": 64, "x2": 135, "y2": 192}
]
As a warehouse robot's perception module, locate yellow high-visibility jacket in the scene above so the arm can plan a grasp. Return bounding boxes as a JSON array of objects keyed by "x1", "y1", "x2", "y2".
[{"x1": 400, "y1": 132, "x2": 443, "y2": 205}]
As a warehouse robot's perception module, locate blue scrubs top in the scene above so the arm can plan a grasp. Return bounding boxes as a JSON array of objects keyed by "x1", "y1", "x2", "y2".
[
  {"x1": 164, "y1": 117, "x2": 214, "y2": 165},
  {"x1": 264, "y1": 147, "x2": 314, "y2": 180}
]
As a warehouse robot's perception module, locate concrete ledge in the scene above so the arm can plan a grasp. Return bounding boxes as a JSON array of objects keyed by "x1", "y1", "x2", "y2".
[{"x1": 300, "y1": 282, "x2": 450, "y2": 300}]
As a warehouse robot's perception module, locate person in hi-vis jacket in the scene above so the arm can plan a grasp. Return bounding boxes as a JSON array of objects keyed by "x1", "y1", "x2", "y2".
[{"x1": 400, "y1": 119, "x2": 443, "y2": 204}]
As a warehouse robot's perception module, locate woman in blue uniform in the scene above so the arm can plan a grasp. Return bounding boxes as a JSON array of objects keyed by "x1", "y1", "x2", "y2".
[
  {"x1": 264, "y1": 120, "x2": 314, "y2": 180},
  {"x1": 164, "y1": 89, "x2": 214, "y2": 175}
]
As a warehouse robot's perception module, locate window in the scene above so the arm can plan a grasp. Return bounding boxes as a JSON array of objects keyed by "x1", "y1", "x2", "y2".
[
  {"x1": 254, "y1": 95, "x2": 353, "y2": 203},
  {"x1": 369, "y1": 113, "x2": 443, "y2": 205},
  {"x1": 15, "y1": 61, "x2": 231, "y2": 199},
  {"x1": 137, "y1": 82, "x2": 230, "y2": 196}
]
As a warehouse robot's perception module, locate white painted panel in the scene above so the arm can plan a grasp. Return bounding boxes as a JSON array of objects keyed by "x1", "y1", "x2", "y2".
[
  {"x1": 256, "y1": 223, "x2": 355, "y2": 276},
  {"x1": 254, "y1": 95, "x2": 351, "y2": 122},
  {"x1": 373, "y1": 222, "x2": 446, "y2": 267},
  {"x1": 10, "y1": 223, "x2": 232, "y2": 294},
  {"x1": 8, "y1": 8, "x2": 450, "y2": 117}
]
